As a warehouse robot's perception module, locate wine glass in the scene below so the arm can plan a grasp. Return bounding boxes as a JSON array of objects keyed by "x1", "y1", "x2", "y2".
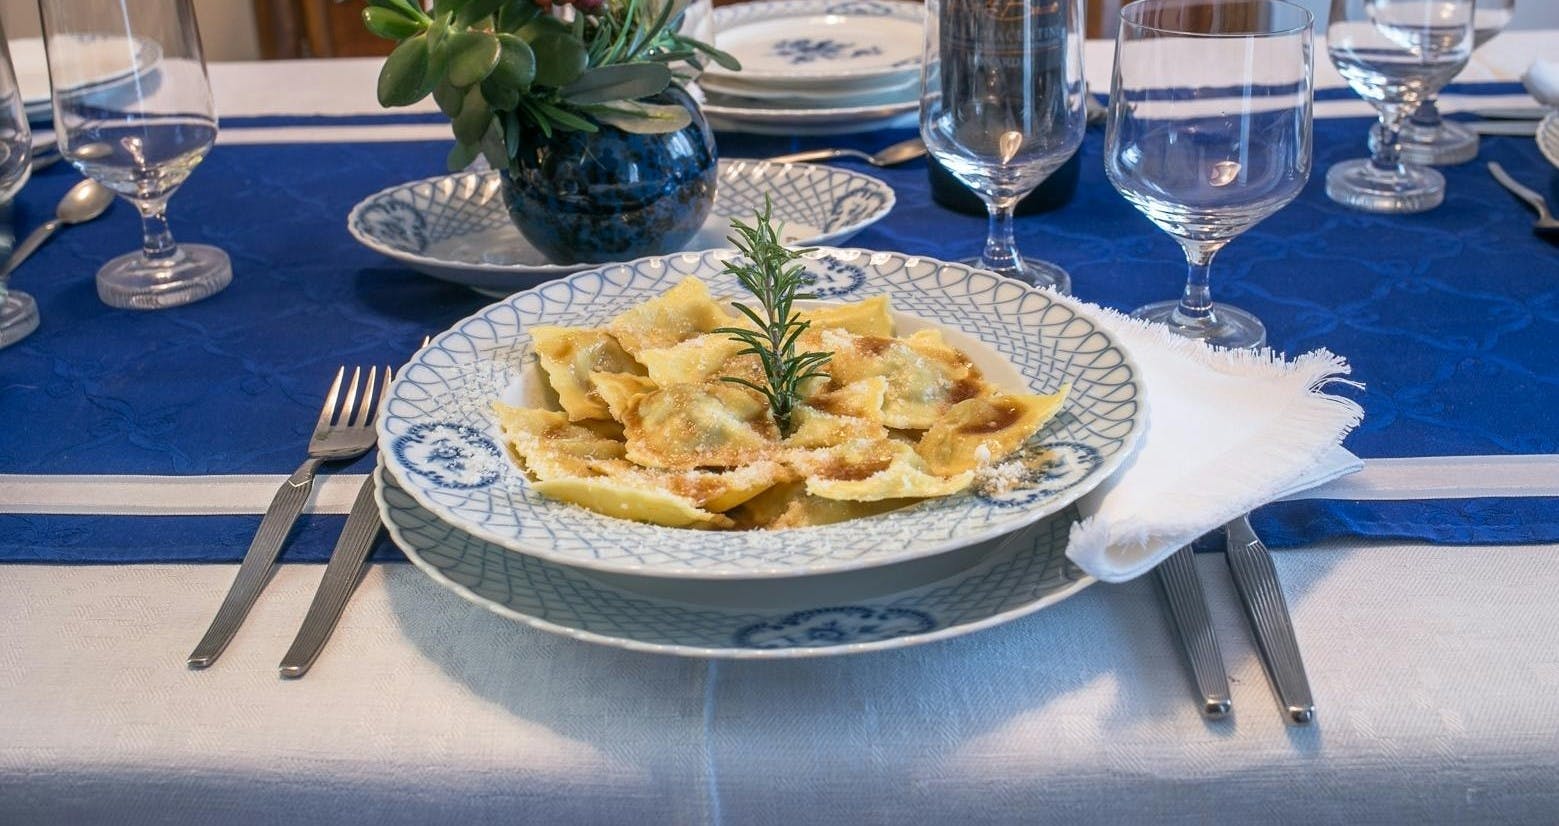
[
  {"x1": 1377, "y1": 0, "x2": 1515, "y2": 166},
  {"x1": 1104, "y1": 0, "x2": 1314, "y2": 350},
  {"x1": 41, "y1": 0, "x2": 230, "y2": 310},
  {"x1": 1326, "y1": 0, "x2": 1474, "y2": 213},
  {"x1": 0, "y1": 23, "x2": 35, "y2": 349},
  {"x1": 920, "y1": 0, "x2": 1086, "y2": 294}
]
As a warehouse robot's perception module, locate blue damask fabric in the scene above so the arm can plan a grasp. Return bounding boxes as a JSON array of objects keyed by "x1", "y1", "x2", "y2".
[{"x1": 0, "y1": 100, "x2": 1554, "y2": 562}]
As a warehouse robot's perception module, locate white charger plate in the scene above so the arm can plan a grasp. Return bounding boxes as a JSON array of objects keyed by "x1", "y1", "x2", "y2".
[
  {"x1": 703, "y1": 98, "x2": 919, "y2": 136},
  {"x1": 704, "y1": 0, "x2": 924, "y2": 89},
  {"x1": 378, "y1": 461, "x2": 1095, "y2": 659},
  {"x1": 1539, "y1": 111, "x2": 1559, "y2": 170},
  {"x1": 10, "y1": 35, "x2": 163, "y2": 122},
  {"x1": 347, "y1": 160, "x2": 895, "y2": 296},
  {"x1": 378, "y1": 248, "x2": 1144, "y2": 579}
]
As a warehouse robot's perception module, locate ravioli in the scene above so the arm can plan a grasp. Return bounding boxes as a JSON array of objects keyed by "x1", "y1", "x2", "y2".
[
  {"x1": 491, "y1": 284, "x2": 1067, "y2": 530},
  {"x1": 817, "y1": 327, "x2": 983, "y2": 429},
  {"x1": 622, "y1": 381, "x2": 779, "y2": 470},
  {"x1": 528, "y1": 326, "x2": 646, "y2": 421},
  {"x1": 533, "y1": 476, "x2": 733, "y2": 529},
  {"x1": 606, "y1": 276, "x2": 733, "y2": 356},
  {"x1": 915, "y1": 387, "x2": 1070, "y2": 476},
  {"x1": 492, "y1": 403, "x2": 626, "y2": 481}
]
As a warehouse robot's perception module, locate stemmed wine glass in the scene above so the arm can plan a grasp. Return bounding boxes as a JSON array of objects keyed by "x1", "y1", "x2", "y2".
[
  {"x1": 41, "y1": 0, "x2": 230, "y2": 309},
  {"x1": 1381, "y1": 0, "x2": 1515, "y2": 166},
  {"x1": 1326, "y1": 0, "x2": 1474, "y2": 213},
  {"x1": 0, "y1": 23, "x2": 34, "y2": 349},
  {"x1": 1104, "y1": 0, "x2": 1314, "y2": 350},
  {"x1": 920, "y1": 0, "x2": 1086, "y2": 294}
]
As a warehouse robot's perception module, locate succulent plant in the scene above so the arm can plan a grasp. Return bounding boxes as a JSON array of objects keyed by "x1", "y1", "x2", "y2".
[{"x1": 365, "y1": 0, "x2": 737, "y2": 171}]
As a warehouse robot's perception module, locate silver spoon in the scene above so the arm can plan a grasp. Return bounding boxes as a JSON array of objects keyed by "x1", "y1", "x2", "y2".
[
  {"x1": 1488, "y1": 162, "x2": 1559, "y2": 238},
  {"x1": 766, "y1": 136, "x2": 927, "y2": 167},
  {"x1": 0, "y1": 179, "x2": 115, "y2": 281}
]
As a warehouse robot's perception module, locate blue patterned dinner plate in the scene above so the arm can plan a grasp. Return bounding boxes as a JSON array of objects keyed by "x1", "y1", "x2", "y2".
[
  {"x1": 377, "y1": 461, "x2": 1095, "y2": 658},
  {"x1": 347, "y1": 160, "x2": 895, "y2": 296},
  {"x1": 703, "y1": 0, "x2": 924, "y2": 88},
  {"x1": 378, "y1": 248, "x2": 1144, "y2": 579}
]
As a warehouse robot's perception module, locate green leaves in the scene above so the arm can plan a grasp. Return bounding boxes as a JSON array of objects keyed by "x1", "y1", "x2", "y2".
[
  {"x1": 444, "y1": 30, "x2": 501, "y2": 87},
  {"x1": 363, "y1": 6, "x2": 423, "y2": 40},
  {"x1": 529, "y1": 32, "x2": 589, "y2": 88},
  {"x1": 368, "y1": 0, "x2": 729, "y2": 157},
  {"x1": 561, "y1": 63, "x2": 671, "y2": 105},
  {"x1": 585, "y1": 100, "x2": 691, "y2": 134},
  {"x1": 714, "y1": 199, "x2": 831, "y2": 437},
  {"x1": 377, "y1": 33, "x2": 433, "y2": 107}
]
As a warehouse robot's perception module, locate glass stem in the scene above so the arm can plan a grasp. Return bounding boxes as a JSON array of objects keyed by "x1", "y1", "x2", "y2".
[
  {"x1": 139, "y1": 205, "x2": 178, "y2": 263},
  {"x1": 1175, "y1": 242, "x2": 1221, "y2": 325},
  {"x1": 981, "y1": 196, "x2": 1021, "y2": 276},
  {"x1": 1370, "y1": 104, "x2": 1410, "y2": 174},
  {"x1": 1410, "y1": 98, "x2": 1442, "y2": 128}
]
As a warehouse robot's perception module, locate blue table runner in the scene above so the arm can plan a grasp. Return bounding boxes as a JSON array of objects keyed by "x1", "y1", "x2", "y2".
[{"x1": 1, "y1": 108, "x2": 1554, "y2": 562}]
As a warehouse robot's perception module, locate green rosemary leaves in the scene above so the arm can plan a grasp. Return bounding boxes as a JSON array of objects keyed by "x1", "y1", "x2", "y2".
[{"x1": 715, "y1": 200, "x2": 832, "y2": 438}]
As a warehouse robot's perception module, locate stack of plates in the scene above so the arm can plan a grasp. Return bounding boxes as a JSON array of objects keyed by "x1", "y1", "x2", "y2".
[
  {"x1": 698, "y1": 0, "x2": 924, "y2": 136},
  {"x1": 375, "y1": 249, "x2": 1146, "y2": 658}
]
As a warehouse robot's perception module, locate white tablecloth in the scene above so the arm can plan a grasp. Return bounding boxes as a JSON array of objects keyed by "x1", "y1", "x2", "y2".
[
  {"x1": 4, "y1": 543, "x2": 1559, "y2": 824},
  {"x1": 4, "y1": 35, "x2": 1559, "y2": 825}
]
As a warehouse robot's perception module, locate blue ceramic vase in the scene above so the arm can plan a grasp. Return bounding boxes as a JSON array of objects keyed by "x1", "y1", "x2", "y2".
[{"x1": 500, "y1": 86, "x2": 717, "y2": 264}]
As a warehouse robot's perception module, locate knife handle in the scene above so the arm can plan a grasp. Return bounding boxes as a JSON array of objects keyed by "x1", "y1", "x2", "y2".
[
  {"x1": 1155, "y1": 545, "x2": 1232, "y2": 717},
  {"x1": 188, "y1": 458, "x2": 321, "y2": 669},
  {"x1": 1226, "y1": 522, "x2": 1315, "y2": 724},
  {"x1": 279, "y1": 476, "x2": 384, "y2": 678}
]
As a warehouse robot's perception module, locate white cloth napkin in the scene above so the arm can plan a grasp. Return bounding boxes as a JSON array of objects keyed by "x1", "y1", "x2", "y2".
[
  {"x1": 1065, "y1": 307, "x2": 1365, "y2": 583},
  {"x1": 1523, "y1": 58, "x2": 1559, "y2": 107}
]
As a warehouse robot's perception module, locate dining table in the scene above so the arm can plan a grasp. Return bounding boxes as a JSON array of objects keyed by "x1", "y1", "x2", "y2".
[{"x1": 2, "y1": 31, "x2": 1557, "y2": 825}]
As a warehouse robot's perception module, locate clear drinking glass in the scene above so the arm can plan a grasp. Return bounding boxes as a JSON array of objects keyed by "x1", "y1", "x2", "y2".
[
  {"x1": 1105, "y1": 0, "x2": 1314, "y2": 350},
  {"x1": 1326, "y1": 0, "x2": 1474, "y2": 213},
  {"x1": 0, "y1": 24, "x2": 35, "y2": 349},
  {"x1": 1375, "y1": 0, "x2": 1514, "y2": 166},
  {"x1": 41, "y1": 0, "x2": 230, "y2": 310},
  {"x1": 920, "y1": 0, "x2": 1086, "y2": 294}
]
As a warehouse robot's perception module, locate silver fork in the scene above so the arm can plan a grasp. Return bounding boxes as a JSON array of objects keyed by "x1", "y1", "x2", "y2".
[
  {"x1": 1226, "y1": 515, "x2": 1315, "y2": 723},
  {"x1": 187, "y1": 366, "x2": 385, "y2": 669},
  {"x1": 280, "y1": 337, "x2": 427, "y2": 678}
]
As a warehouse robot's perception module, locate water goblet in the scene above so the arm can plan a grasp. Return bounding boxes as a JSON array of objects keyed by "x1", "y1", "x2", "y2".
[
  {"x1": 0, "y1": 23, "x2": 35, "y2": 349},
  {"x1": 1326, "y1": 0, "x2": 1475, "y2": 213},
  {"x1": 1378, "y1": 0, "x2": 1515, "y2": 166},
  {"x1": 41, "y1": 0, "x2": 230, "y2": 310},
  {"x1": 1104, "y1": 0, "x2": 1314, "y2": 350},
  {"x1": 920, "y1": 0, "x2": 1087, "y2": 293}
]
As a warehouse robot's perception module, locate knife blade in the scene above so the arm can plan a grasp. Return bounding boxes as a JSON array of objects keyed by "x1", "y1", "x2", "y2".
[
  {"x1": 278, "y1": 475, "x2": 384, "y2": 678},
  {"x1": 1226, "y1": 515, "x2": 1315, "y2": 724}
]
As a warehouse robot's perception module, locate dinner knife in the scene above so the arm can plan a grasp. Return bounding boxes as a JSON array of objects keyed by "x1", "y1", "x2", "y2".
[
  {"x1": 1225, "y1": 515, "x2": 1315, "y2": 724},
  {"x1": 278, "y1": 474, "x2": 384, "y2": 678},
  {"x1": 1155, "y1": 545, "x2": 1233, "y2": 718}
]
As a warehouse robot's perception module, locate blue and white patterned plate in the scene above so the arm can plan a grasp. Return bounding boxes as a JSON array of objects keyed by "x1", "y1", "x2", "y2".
[
  {"x1": 347, "y1": 161, "x2": 895, "y2": 296},
  {"x1": 704, "y1": 0, "x2": 924, "y2": 88},
  {"x1": 378, "y1": 248, "x2": 1144, "y2": 579},
  {"x1": 377, "y1": 461, "x2": 1095, "y2": 659},
  {"x1": 1539, "y1": 111, "x2": 1559, "y2": 171}
]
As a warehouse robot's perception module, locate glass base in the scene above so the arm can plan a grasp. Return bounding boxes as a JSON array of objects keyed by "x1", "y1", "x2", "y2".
[
  {"x1": 1325, "y1": 158, "x2": 1445, "y2": 214},
  {"x1": 0, "y1": 290, "x2": 40, "y2": 349},
  {"x1": 97, "y1": 244, "x2": 232, "y2": 310},
  {"x1": 1132, "y1": 300, "x2": 1267, "y2": 350},
  {"x1": 1374, "y1": 120, "x2": 1479, "y2": 167},
  {"x1": 962, "y1": 255, "x2": 1072, "y2": 295}
]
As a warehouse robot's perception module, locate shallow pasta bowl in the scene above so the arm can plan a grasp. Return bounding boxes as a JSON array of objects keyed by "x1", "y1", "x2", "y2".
[{"x1": 378, "y1": 248, "x2": 1145, "y2": 579}]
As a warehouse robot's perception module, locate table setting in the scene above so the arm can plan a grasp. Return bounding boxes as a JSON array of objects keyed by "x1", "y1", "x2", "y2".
[{"x1": 2, "y1": 0, "x2": 1558, "y2": 822}]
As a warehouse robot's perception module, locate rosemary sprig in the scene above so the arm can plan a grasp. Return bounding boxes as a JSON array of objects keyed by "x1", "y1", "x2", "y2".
[{"x1": 714, "y1": 199, "x2": 832, "y2": 437}]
